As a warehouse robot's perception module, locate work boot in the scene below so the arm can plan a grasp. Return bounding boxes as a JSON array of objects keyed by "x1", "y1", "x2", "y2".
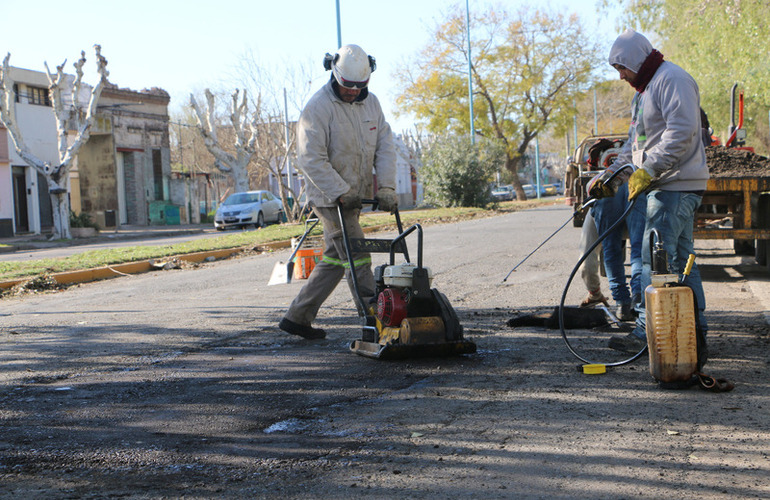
[
  {"x1": 616, "y1": 302, "x2": 636, "y2": 321},
  {"x1": 580, "y1": 290, "x2": 609, "y2": 308},
  {"x1": 608, "y1": 333, "x2": 647, "y2": 353},
  {"x1": 279, "y1": 318, "x2": 326, "y2": 340}
]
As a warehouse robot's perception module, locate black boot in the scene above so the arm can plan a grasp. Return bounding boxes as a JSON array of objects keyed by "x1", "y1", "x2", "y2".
[{"x1": 279, "y1": 318, "x2": 326, "y2": 340}]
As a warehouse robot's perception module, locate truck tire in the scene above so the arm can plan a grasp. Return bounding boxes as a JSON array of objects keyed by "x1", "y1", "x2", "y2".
[
  {"x1": 756, "y1": 194, "x2": 770, "y2": 270},
  {"x1": 733, "y1": 239, "x2": 755, "y2": 256},
  {"x1": 756, "y1": 239, "x2": 768, "y2": 268}
]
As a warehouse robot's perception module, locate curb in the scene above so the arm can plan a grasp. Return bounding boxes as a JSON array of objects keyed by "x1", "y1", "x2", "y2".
[{"x1": 0, "y1": 247, "x2": 244, "y2": 290}]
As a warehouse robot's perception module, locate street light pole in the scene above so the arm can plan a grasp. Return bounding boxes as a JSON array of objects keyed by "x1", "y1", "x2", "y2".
[
  {"x1": 466, "y1": 0, "x2": 476, "y2": 144},
  {"x1": 335, "y1": 0, "x2": 342, "y2": 48}
]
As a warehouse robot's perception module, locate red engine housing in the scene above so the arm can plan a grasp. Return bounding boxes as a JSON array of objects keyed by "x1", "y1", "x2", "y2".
[{"x1": 377, "y1": 288, "x2": 408, "y2": 327}]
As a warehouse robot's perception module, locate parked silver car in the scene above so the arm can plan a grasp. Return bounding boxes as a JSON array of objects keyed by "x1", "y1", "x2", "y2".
[{"x1": 214, "y1": 190, "x2": 283, "y2": 230}]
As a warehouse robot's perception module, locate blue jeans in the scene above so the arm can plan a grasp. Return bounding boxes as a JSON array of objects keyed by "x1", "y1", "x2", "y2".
[
  {"x1": 591, "y1": 183, "x2": 647, "y2": 304},
  {"x1": 632, "y1": 190, "x2": 707, "y2": 339}
]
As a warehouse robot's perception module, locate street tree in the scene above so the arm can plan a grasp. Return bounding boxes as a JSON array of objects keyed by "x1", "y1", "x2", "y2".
[
  {"x1": 608, "y1": 0, "x2": 770, "y2": 154},
  {"x1": 170, "y1": 106, "x2": 229, "y2": 222},
  {"x1": 190, "y1": 88, "x2": 257, "y2": 193},
  {"x1": 545, "y1": 78, "x2": 635, "y2": 157},
  {"x1": 395, "y1": 5, "x2": 601, "y2": 200},
  {"x1": 0, "y1": 46, "x2": 108, "y2": 239},
  {"x1": 229, "y1": 51, "x2": 315, "y2": 222}
]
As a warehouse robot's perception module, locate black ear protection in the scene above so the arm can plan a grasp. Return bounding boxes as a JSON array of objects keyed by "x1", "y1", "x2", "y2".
[
  {"x1": 322, "y1": 51, "x2": 377, "y2": 73},
  {"x1": 323, "y1": 52, "x2": 338, "y2": 71}
]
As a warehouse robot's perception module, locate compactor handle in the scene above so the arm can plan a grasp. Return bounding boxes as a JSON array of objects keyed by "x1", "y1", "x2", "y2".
[
  {"x1": 681, "y1": 254, "x2": 696, "y2": 284},
  {"x1": 683, "y1": 254, "x2": 695, "y2": 276}
]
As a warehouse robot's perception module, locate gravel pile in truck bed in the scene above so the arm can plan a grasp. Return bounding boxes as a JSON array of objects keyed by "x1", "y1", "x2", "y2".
[{"x1": 706, "y1": 146, "x2": 770, "y2": 177}]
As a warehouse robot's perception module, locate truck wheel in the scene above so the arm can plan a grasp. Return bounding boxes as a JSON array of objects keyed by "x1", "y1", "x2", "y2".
[
  {"x1": 733, "y1": 239, "x2": 755, "y2": 256},
  {"x1": 756, "y1": 195, "x2": 770, "y2": 270},
  {"x1": 756, "y1": 239, "x2": 768, "y2": 267}
]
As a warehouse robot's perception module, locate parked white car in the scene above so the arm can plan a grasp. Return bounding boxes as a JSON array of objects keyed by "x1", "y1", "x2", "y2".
[
  {"x1": 491, "y1": 185, "x2": 515, "y2": 202},
  {"x1": 214, "y1": 190, "x2": 283, "y2": 230}
]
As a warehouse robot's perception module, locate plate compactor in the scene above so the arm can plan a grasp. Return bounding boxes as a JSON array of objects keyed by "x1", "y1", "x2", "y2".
[{"x1": 339, "y1": 201, "x2": 476, "y2": 360}]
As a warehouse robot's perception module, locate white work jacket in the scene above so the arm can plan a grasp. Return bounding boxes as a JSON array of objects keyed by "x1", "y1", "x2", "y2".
[{"x1": 296, "y1": 80, "x2": 396, "y2": 208}]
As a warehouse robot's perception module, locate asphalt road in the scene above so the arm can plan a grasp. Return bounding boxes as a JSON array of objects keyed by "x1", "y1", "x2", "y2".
[{"x1": 1, "y1": 205, "x2": 769, "y2": 498}]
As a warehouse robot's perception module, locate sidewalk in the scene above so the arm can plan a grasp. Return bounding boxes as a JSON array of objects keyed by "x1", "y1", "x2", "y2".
[{"x1": 0, "y1": 224, "x2": 210, "y2": 253}]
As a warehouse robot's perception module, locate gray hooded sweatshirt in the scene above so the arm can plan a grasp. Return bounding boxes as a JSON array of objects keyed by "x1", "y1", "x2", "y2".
[
  {"x1": 296, "y1": 80, "x2": 396, "y2": 208},
  {"x1": 610, "y1": 30, "x2": 709, "y2": 191}
]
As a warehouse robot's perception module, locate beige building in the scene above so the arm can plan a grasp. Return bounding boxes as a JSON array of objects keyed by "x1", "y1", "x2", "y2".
[{"x1": 72, "y1": 83, "x2": 173, "y2": 227}]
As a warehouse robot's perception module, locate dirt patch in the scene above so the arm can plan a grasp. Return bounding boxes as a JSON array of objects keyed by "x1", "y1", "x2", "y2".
[
  {"x1": 706, "y1": 146, "x2": 770, "y2": 177},
  {"x1": 0, "y1": 275, "x2": 66, "y2": 298}
]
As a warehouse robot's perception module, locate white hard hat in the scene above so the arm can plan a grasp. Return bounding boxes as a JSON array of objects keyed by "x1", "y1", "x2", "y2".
[{"x1": 323, "y1": 44, "x2": 376, "y2": 89}]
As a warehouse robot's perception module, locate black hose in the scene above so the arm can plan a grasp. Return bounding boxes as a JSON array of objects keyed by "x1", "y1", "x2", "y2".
[{"x1": 558, "y1": 167, "x2": 647, "y2": 366}]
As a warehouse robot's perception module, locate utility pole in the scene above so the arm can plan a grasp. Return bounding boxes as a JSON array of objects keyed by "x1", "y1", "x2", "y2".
[
  {"x1": 593, "y1": 88, "x2": 598, "y2": 134},
  {"x1": 535, "y1": 135, "x2": 541, "y2": 199},
  {"x1": 573, "y1": 99, "x2": 578, "y2": 150},
  {"x1": 283, "y1": 88, "x2": 293, "y2": 196}
]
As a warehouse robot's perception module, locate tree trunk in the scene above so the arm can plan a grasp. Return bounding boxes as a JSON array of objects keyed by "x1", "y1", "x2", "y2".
[
  {"x1": 50, "y1": 191, "x2": 71, "y2": 240},
  {"x1": 232, "y1": 162, "x2": 249, "y2": 193}
]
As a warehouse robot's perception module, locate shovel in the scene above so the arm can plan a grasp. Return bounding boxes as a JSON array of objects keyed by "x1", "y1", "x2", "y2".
[{"x1": 268, "y1": 217, "x2": 320, "y2": 286}]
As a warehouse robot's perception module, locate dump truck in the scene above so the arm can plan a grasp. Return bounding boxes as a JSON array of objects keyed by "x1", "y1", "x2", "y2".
[{"x1": 695, "y1": 146, "x2": 770, "y2": 271}]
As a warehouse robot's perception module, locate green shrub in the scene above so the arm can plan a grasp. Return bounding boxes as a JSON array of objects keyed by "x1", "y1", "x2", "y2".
[
  {"x1": 69, "y1": 211, "x2": 99, "y2": 229},
  {"x1": 421, "y1": 135, "x2": 505, "y2": 208}
]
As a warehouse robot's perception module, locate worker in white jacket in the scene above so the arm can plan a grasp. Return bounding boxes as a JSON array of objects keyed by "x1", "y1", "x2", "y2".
[{"x1": 279, "y1": 44, "x2": 398, "y2": 340}]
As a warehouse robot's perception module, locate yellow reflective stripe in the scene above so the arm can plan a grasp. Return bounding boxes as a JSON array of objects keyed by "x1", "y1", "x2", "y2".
[
  {"x1": 321, "y1": 255, "x2": 372, "y2": 268},
  {"x1": 322, "y1": 255, "x2": 345, "y2": 267}
]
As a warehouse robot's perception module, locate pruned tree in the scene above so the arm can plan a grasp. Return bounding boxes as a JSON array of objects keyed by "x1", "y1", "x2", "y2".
[
  {"x1": 395, "y1": 5, "x2": 601, "y2": 200},
  {"x1": 190, "y1": 88, "x2": 257, "y2": 193},
  {"x1": 251, "y1": 117, "x2": 302, "y2": 221},
  {"x1": 229, "y1": 51, "x2": 315, "y2": 223},
  {"x1": 0, "y1": 46, "x2": 109, "y2": 239}
]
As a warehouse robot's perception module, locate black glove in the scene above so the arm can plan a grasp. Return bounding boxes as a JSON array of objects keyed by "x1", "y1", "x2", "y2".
[
  {"x1": 586, "y1": 171, "x2": 615, "y2": 199},
  {"x1": 339, "y1": 188, "x2": 362, "y2": 209},
  {"x1": 376, "y1": 187, "x2": 398, "y2": 213}
]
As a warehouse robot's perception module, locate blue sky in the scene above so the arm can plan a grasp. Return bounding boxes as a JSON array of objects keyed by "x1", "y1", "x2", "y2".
[{"x1": 4, "y1": 0, "x2": 621, "y2": 132}]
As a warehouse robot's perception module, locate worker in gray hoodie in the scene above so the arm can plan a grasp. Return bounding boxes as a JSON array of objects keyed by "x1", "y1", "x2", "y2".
[
  {"x1": 279, "y1": 44, "x2": 397, "y2": 340},
  {"x1": 588, "y1": 29, "x2": 709, "y2": 354}
]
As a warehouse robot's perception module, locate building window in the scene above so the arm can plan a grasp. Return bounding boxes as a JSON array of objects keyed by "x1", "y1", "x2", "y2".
[{"x1": 26, "y1": 86, "x2": 51, "y2": 107}]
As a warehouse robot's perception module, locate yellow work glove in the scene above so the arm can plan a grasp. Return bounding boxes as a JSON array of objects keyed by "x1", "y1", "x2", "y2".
[
  {"x1": 586, "y1": 171, "x2": 615, "y2": 199},
  {"x1": 375, "y1": 187, "x2": 398, "y2": 213},
  {"x1": 628, "y1": 169, "x2": 652, "y2": 201}
]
